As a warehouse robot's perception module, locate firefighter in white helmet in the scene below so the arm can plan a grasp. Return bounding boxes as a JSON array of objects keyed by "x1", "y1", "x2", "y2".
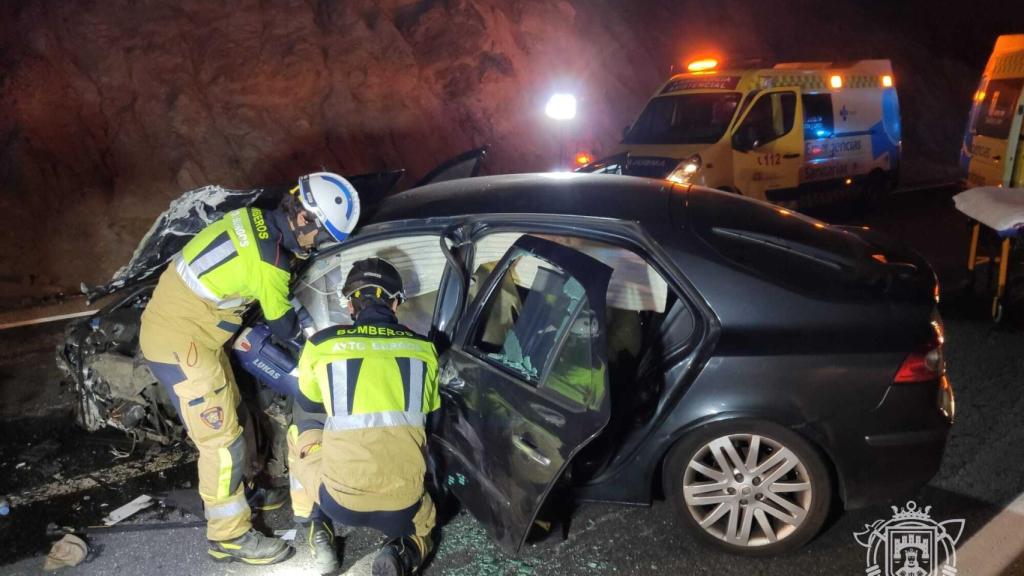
[{"x1": 139, "y1": 173, "x2": 359, "y2": 565}]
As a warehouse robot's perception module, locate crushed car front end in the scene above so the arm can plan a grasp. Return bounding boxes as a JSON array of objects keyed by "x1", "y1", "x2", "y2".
[{"x1": 56, "y1": 282, "x2": 182, "y2": 443}]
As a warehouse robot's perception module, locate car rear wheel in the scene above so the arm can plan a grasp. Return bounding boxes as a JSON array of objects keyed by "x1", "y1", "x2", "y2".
[{"x1": 663, "y1": 420, "x2": 832, "y2": 556}]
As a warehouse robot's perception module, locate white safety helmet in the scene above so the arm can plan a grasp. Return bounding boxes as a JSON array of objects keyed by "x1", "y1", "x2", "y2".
[{"x1": 297, "y1": 172, "x2": 361, "y2": 242}]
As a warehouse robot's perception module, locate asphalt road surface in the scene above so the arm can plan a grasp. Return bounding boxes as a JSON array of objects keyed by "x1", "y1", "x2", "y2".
[{"x1": 3, "y1": 186, "x2": 1024, "y2": 576}]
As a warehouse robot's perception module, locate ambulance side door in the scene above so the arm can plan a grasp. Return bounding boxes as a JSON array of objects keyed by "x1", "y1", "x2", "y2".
[
  {"x1": 966, "y1": 78, "x2": 1024, "y2": 187},
  {"x1": 432, "y1": 235, "x2": 612, "y2": 554},
  {"x1": 730, "y1": 88, "x2": 804, "y2": 200}
]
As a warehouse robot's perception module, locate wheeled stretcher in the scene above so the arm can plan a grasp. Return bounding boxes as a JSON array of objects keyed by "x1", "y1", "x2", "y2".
[{"x1": 955, "y1": 186, "x2": 1024, "y2": 321}]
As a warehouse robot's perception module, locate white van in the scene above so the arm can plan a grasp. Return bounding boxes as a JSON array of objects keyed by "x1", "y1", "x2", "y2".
[{"x1": 582, "y1": 58, "x2": 902, "y2": 208}]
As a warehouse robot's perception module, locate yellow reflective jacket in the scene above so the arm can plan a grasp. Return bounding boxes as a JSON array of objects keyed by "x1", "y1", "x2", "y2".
[
  {"x1": 297, "y1": 310, "x2": 440, "y2": 511},
  {"x1": 175, "y1": 207, "x2": 297, "y2": 338}
]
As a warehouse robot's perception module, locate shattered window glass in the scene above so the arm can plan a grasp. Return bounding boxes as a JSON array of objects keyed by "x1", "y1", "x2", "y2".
[{"x1": 472, "y1": 252, "x2": 592, "y2": 388}]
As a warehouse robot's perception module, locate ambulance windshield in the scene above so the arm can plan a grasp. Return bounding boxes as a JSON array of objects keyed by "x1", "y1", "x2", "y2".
[{"x1": 623, "y1": 92, "x2": 741, "y2": 145}]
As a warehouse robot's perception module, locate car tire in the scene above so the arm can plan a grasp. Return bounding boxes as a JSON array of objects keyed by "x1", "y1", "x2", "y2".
[{"x1": 662, "y1": 419, "x2": 832, "y2": 556}]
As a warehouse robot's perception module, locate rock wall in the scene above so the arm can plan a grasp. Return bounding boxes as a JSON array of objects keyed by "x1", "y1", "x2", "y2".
[{"x1": 0, "y1": 0, "x2": 1014, "y2": 304}]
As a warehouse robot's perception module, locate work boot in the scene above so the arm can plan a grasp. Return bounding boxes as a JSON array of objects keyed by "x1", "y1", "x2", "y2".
[
  {"x1": 371, "y1": 537, "x2": 423, "y2": 576},
  {"x1": 302, "y1": 520, "x2": 340, "y2": 575},
  {"x1": 208, "y1": 528, "x2": 293, "y2": 565},
  {"x1": 246, "y1": 483, "x2": 289, "y2": 512}
]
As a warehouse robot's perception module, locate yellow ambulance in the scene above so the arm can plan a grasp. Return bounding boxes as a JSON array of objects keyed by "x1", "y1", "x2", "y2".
[
  {"x1": 961, "y1": 34, "x2": 1024, "y2": 188},
  {"x1": 584, "y1": 58, "x2": 902, "y2": 207}
]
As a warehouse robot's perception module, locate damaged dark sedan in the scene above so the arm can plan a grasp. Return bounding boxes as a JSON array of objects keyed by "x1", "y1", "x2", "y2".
[{"x1": 59, "y1": 168, "x2": 954, "y2": 557}]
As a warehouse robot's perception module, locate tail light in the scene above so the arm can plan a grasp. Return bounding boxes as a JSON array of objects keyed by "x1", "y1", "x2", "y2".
[
  {"x1": 893, "y1": 310, "x2": 955, "y2": 421},
  {"x1": 894, "y1": 311, "x2": 945, "y2": 383},
  {"x1": 893, "y1": 343, "x2": 943, "y2": 383}
]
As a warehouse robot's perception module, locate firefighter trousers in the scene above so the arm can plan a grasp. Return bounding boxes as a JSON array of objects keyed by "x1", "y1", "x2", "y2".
[
  {"x1": 287, "y1": 401, "x2": 324, "y2": 522},
  {"x1": 287, "y1": 413, "x2": 435, "y2": 559},
  {"x1": 140, "y1": 267, "x2": 250, "y2": 541}
]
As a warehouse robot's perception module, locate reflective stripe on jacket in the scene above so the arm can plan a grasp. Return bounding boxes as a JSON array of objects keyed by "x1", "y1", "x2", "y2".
[
  {"x1": 176, "y1": 207, "x2": 293, "y2": 322},
  {"x1": 297, "y1": 314, "x2": 440, "y2": 511}
]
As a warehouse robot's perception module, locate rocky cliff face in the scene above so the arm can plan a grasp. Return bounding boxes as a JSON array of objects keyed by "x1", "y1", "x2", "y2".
[{"x1": 0, "y1": 0, "x2": 1004, "y2": 304}]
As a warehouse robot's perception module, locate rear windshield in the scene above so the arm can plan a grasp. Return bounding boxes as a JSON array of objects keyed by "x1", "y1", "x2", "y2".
[
  {"x1": 683, "y1": 189, "x2": 880, "y2": 297},
  {"x1": 624, "y1": 93, "x2": 741, "y2": 145}
]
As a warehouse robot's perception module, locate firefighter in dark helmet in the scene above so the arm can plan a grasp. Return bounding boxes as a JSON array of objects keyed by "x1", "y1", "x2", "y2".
[{"x1": 288, "y1": 257, "x2": 439, "y2": 576}]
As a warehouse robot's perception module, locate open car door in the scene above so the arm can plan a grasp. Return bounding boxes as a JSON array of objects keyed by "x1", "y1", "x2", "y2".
[{"x1": 432, "y1": 235, "x2": 613, "y2": 553}]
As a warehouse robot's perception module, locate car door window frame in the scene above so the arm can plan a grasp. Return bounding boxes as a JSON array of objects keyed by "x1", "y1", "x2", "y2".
[
  {"x1": 455, "y1": 221, "x2": 705, "y2": 394},
  {"x1": 429, "y1": 225, "x2": 475, "y2": 353},
  {"x1": 732, "y1": 90, "x2": 798, "y2": 151},
  {"x1": 457, "y1": 237, "x2": 612, "y2": 413},
  {"x1": 466, "y1": 221, "x2": 700, "y2": 326}
]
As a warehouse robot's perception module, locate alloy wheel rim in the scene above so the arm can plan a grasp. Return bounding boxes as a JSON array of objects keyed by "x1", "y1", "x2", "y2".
[{"x1": 682, "y1": 433, "x2": 813, "y2": 547}]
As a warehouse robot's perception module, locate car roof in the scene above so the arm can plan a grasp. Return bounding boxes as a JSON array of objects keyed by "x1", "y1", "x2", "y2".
[{"x1": 366, "y1": 173, "x2": 673, "y2": 227}]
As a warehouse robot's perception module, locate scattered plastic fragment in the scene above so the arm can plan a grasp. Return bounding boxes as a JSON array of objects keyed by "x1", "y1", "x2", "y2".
[
  {"x1": 102, "y1": 495, "x2": 154, "y2": 526},
  {"x1": 43, "y1": 534, "x2": 88, "y2": 571},
  {"x1": 274, "y1": 529, "x2": 297, "y2": 541}
]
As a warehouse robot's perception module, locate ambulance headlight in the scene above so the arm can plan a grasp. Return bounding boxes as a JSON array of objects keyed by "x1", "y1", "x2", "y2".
[{"x1": 666, "y1": 155, "x2": 702, "y2": 184}]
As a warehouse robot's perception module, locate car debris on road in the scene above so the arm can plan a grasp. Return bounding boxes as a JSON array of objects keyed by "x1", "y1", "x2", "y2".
[
  {"x1": 101, "y1": 495, "x2": 154, "y2": 527},
  {"x1": 42, "y1": 534, "x2": 88, "y2": 571}
]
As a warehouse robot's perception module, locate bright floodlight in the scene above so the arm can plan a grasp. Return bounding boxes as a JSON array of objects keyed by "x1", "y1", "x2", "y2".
[{"x1": 545, "y1": 93, "x2": 576, "y2": 120}]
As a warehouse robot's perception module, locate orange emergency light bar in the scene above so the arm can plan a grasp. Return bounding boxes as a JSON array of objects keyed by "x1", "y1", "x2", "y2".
[
  {"x1": 687, "y1": 58, "x2": 719, "y2": 72},
  {"x1": 575, "y1": 152, "x2": 593, "y2": 166},
  {"x1": 830, "y1": 75, "x2": 843, "y2": 89}
]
